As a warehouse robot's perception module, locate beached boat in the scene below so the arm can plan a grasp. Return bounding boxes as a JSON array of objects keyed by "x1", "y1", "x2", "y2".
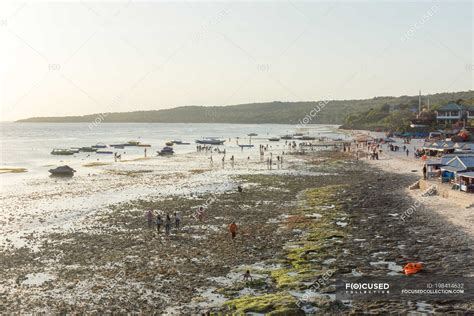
[
  {"x1": 69, "y1": 148, "x2": 81, "y2": 153},
  {"x1": 49, "y1": 165, "x2": 76, "y2": 177},
  {"x1": 195, "y1": 138, "x2": 225, "y2": 145},
  {"x1": 92, "y1": 143, "x2": 107, "y2": 149},
  {"x1": 301, "y1": 136, "x2": 316, "y2": 140},
  {"x1": 96, "y1": 150, "x2": 114, "y2": 154},
  {"x1": 137, "y1": 144, "x2": 151, "y2": 147},
  {"x1": 51, "y1": 149, "x2": 75, "y2": 155},
  {"x1": 158, "y1": 146, "x2": 174, "y2": 156},
  {"x1": 239, "y1": 144, "x2": 254, "y2": 148},
  {"x1": 165, "y1": 141, "x2": 174, "y2": 146},
  {"x1": 281, "y1": 135, "x2": 293, "y2": 140},
  {"x1": 268, "y1": 137, "x2": 280, "y2": 141},
  {"x1": 79, "y1": 147, "x2": 97, "y2": 152}
]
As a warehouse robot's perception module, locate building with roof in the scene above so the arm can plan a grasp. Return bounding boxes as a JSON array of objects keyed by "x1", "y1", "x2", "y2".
[{"x1": 436, "y1": 103, "x2": 474, "y2": 125}]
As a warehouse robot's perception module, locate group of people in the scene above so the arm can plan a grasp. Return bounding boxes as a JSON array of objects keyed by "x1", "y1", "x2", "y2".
[
  {"x1": 145, "y1": 207, "x2": 240, "y2": 241},
  {"x1": 146, "y1": 210, "x2": 181, "y2": 235}
]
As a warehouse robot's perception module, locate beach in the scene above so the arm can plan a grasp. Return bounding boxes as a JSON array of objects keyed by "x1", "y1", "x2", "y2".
[{"x1": 0, "y1": 125, "x2": 473, "y2": 314}]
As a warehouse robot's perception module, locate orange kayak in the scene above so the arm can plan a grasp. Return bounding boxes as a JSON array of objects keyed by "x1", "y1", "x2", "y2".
[{"x1": 403, "y1": 262, "x2": 424, "y2": 275}]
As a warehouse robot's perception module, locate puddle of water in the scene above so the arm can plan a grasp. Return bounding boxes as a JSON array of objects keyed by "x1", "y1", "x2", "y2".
[{"x1": 22, "y1": 272, "x2": 56, "y2": 286}]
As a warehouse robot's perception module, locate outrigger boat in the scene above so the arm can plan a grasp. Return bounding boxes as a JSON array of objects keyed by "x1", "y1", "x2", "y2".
[
  {"x1": 49, "y1": 165, "x2": 76, "y2": 177},
  {"x1": 158, "y1": 146, "x2": 174, "y2": 156},
  {"x1": 172, "y1": 140, "x2": 190, "y2": 145},
  {"x1": 92, "y1": 143, "x2": 107, "y2": 149},
  {"x1": 239, "y1": 144, "x2": 254, "y2": 148},
  {"x1": 195, "y1": 138, "x2": 225, "y2": 145},
  {"x1": 51, "y1": 149, "x2": 75, "y2": 155},
  {"x1": 79, "y1": 147, "x2": 97, "y2": 152}
]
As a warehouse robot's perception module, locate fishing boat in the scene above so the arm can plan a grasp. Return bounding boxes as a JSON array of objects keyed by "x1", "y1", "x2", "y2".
[
  {"x1": 158, "y1": 146, "x2": 174, "y2": 156},
  {"x1": 96, "y1": 150, "x2": 114, "y2": 154},
  {"x1": 92, "y1": 143, "x2": 107, "y2": 149},
  {"x1": 239, "y1": 144, "x2": 254, "y2": 148},
  {"x1": 79, "y1": 147, "x2": 97, "y2": 152},
  {"x1": 195, "y1": 138, "x2": 225, "y2": 145},
  {"x1": 51, "y1": 149, "x2": 75, "y2": 155},
  {"x1": 172, "y1": 140, "x2": 190, "y2": 145},
  {"x1": 127, "y1": 141, "x2": 140, "y2": 146},
  {"x1": 301, "y1": 136, "x2": 316, "y2": 140},
  {"x1": 137, "y1": 144, "x2": 151, "y2": 147},
  {"x1": 268, "y1": 137, "x2": 280, "y2": 141},
  {"x1": 247, "y1": 133, "x2": 258, "y2": 137},
  {"x1": 49, "y1": 165, "x2": 76, "y2": 177},
  {"x1": 110, "y1": 144, "x2": 126, "y2": 149},
  {"x1": 281, "y1": 135, "x2": 293, "y2": 140},
  {"x1": 69, "y1": 148, "x2": 81, "y2": 153},
  {"x1": 293, "y1": 133, "x2": 304, "y2": 137}
]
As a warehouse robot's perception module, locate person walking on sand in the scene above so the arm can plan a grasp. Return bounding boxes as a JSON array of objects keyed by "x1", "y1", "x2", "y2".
[
  {"x1": 242, "y1": 270, "x2": 253, "y2": 282},
  {"x1": 174, "y1": 211, "x2": 181, "y2": 229},
  {"x1": 229, "y1": 221, "x2": 238, "y2": 241},
  {"x1": 165, "y1": 214, "x2": 172, "y2": 235},
  {"x1": 146, "y1": 210, "x2": 154, "y2": 228},
  {"x1": 406, "y1": 149, "x2": 409, "y2": 157},
  {"x1": 156, "y1": 215, "x2": 163, "y2": 233}
]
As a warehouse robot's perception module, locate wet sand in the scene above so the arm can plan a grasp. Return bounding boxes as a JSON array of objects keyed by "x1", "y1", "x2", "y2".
[{"x1": 0, "y1": 149, "x2": 473, "y2": 314}]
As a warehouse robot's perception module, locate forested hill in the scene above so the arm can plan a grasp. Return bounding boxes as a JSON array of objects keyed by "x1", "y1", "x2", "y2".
[{"x1": 16, "y1": 91, "x2": 474, "y2": 124}]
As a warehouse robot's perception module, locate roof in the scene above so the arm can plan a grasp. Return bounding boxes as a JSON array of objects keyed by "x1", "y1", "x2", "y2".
[
  {"x1": 437, "y1": 103, "x2": 465, "y2": 111},
  {"x1": 459, "y1": 172, "x2": 474, "y2": 178},
  {"x1": 441, "y1": 166, "x2": 464, "y2": 172},
  {"x1": 457, "y1": 156, "x2": 474, "y2": 168},
  {"x1": 426, "y1": 159, "x2": 443, "y2": 166}
]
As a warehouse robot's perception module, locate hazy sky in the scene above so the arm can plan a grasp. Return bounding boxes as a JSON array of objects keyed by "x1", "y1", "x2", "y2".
[{"x1": 1, "y1": 1, "x2": 472, "y2": 120}]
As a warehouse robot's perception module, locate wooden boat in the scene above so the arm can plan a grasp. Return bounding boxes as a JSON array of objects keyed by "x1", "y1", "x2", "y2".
[
  {"x1": 51, "y1": 149, "x2": 75, "y2": 155},
  {"x1": 239, "y1": 144, "x2": 254, "y2": 148},
  {"x1": 268, "y1": 137, "x2": 280, "y2": 141},
  {"x1": 137, "y1": 144, "x2": 151, "y2": 147},
  {"x1": 301, "y1": 136, "x2": 316, "y2": 140},
  {"x1": 69, "y1": 148, "x2": 81, "y2": 153},
  {"x1": 158, "y1": 146, "x2": 174, "y2": 155},
  {"x1": 281, "y1": 135, "x2": 293, "y2": 140},
  {"x1": 127, "y1": 141, "x2": 140, "y2": 146},
  {"x1": 92, "y1": 143, "x2": 107, "y2": 149},
  {"x1": 49, "y1": 165, "x2": 76, "y2": 177},
  {"x1": 110, "y1": 144, "x2": 126, "y2": 149},
  {"x1": 195, "y1": 138, "x2": 225, "y2": 145},
  {"x1": 80, "y1": 147, "x2": 97, "y2": 152},
  {"x1": 172, "y1": 140, "x2": 190, "y2": 145},
  {"x1": 96, "y1": 150, "x2": 114, "y2": 154}
]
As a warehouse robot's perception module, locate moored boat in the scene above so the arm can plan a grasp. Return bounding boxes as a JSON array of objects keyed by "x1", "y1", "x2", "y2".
[
  {"x1": 301, "y1": 136, "x2": 316, "y2": 140},
  {"x1": 92, "y1": 143, "x2": 107, "y2": 149},
  {"x1": 80, "y1": 147, "x2": 97, "y2": 152},
  {"x1": 51, "y1": 149, "x2": 75, "y2": 155},
  {"x1": 281, "y1": 135, "x2": 293, "y2": 140},
  {"x1": 49, "y1": 165, "x2": 76, "y2": 177},
  {"x1": 247, "y1": 133, "x2": 258, "y2": 137},
  {"x1": 239, "y1": 144, "x2": 254, "y2": 148},
  {"x1": 195, "y1": 138, "x2": 225, "y2": 145},
  {"x1": 96, "y1": 150, "x2": 114, "y2": 154},
  {"x1": 172, "y1": 140, "x2": 190, "y2": 145},
  {"x1": 268, "y1": 137, "x2": 280, "y2": 141}
]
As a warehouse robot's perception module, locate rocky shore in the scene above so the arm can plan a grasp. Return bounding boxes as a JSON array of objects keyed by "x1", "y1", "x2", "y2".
[{"x1": 0, "y1": 150, "x2": 472, "y2": 314}]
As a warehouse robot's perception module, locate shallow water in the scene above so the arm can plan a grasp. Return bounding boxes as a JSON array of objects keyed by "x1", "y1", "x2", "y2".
[{"x1": 0, "y1": 123, "x2": 346, "y2": 249}]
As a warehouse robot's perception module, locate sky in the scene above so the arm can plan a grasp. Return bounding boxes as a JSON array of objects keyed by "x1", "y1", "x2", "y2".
[{"x1": 0, "y1": 0, "x2": 472, "y2": 121}]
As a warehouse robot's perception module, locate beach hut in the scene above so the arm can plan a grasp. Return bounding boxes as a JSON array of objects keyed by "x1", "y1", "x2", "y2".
[
  {"x1": 458, "y1": 172, "x2": 474, "y2": 193},
  {"x1": 440, "y1": 155, "x2": 474, "y2": 183}
]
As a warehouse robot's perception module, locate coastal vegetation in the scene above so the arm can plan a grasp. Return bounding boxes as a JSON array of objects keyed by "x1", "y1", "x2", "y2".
[{"x1": 16, "y1": 91, "x2": 474, "y2": 125}]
